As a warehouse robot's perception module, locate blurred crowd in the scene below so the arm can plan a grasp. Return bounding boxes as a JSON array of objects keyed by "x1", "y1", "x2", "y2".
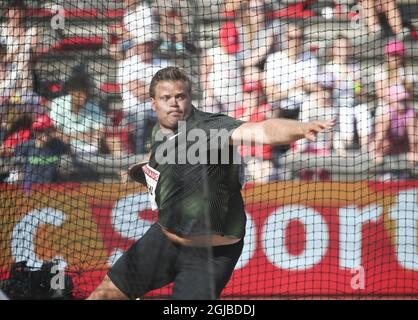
[{"x1": 0, "y1": 0, "x2": 417, "y2": 185}]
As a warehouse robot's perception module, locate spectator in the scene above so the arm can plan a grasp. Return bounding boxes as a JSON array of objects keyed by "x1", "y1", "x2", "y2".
[
  {"x1": 294, "y1": 84, "x2": 334, "y2": 181},
  {"x1": 201, "y1": 21, "x2": 243, "y2": 115},
  {"x1": 237, "y1": 0, "x2": 281, "y2": 69},
  {"x1": 118, "y1": 32, "x2": 169, "y2": 154},
  {"x1": 14, "y1": 114, "x2": 71, "y2": 186},
  {"x1": 222, "y1": 0, "x2": 246, "y2": 17},
  {"x1": 359, "y1": 0, "x2": 409, "y2": 39},
  {"x1": 0, "y1": 41, "x2": 21, "y2": 101},
  {"x1": 371, "y1": 85, "x2": 417, "y2": 166},
  {"x1": 375, "y1": 40, "x2": 416, "y2": 115},
  {"x1": 0, "y1": 43, "x2": 12, "y2": 99},
  {"x1": 49, "y1": 74, "x2": 108, "y2": 155},
  {"x1": 295, "y1": 86, "x2": 335, "y2": 156},
  {"x1": 103, "y1": 113, "x2": 134, "y2": 157},
  {"x1": 233, "y1": 66, "x2": 275, "y2": 182},
  {"x1": 263, "y1": 23, "x2": 320, "y2": 120},
  {"x1": 0, "y1": 107, "x2": 7, "y2": 143},
  {"x1": 0, "y1": 0, "x2": 39, "y2": 100},
  {"x1": 108, "y1": 0, "x2": 155, "y2": 61},
  {"x1": 324, "y1": 35, "x2": 372, "y2": 156},
  {"x1": 155, "y1": 0, "x2": 193, "y2": 53},
  {"x1": 0, "y1": 107, "x2": 32, "y2": 157}
]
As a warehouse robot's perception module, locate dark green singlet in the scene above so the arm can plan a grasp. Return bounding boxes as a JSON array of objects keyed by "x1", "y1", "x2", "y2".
[{"x1": 148, "y1": 106, "x2": 247, "y2": 238}]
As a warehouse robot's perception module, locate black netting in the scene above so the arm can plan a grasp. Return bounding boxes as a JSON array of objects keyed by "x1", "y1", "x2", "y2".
[{"x1": 0, "y1": 0, "x2": 418, "y2": 300}]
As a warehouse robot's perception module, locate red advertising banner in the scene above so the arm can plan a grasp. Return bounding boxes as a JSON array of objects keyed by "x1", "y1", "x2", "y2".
[{"x1": 1, "y1": 181, "x2": 417, "y2": 298}]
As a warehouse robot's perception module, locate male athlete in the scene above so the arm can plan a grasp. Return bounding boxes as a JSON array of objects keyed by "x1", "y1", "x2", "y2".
[{"x1": 88, "y1": 67, "x2": 335, "y2": 300}]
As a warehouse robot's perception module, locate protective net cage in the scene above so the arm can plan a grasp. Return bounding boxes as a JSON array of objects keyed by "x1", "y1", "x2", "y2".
[{"x1": 0, "y1": 0, "x2": 418, "y2": 300}]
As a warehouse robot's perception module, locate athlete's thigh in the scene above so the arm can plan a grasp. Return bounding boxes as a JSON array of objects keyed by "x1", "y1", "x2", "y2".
[
  {"x1": 172, "y1": 240, "x2": 244, "y2": 300},
  {"x1": 107, "y1": 223, "x2": 178, "y2": 299}
]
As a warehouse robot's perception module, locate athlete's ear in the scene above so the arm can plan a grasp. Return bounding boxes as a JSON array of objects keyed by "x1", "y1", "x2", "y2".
[{"x1": 150, "y1": 98, "x2": 156, "y2": 112}]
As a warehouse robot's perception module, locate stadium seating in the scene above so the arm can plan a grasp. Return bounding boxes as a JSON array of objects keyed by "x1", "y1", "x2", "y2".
[
  {"x1": 100, "y1": 83, "x2": 121, "y2": 95},
  {"x1": 27, "y1": 8, "x2": 99, "y2": 19},
  {"x1": 0, "y1": 0, "x2": 415, "y2": 179},
  {"x1": 103, "y1": 9, "x2": 124, "y2": 19}
]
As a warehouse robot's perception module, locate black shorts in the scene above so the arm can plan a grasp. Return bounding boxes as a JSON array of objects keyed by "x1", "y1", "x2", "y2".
[{"x1": 107, "y1": 223, "x2": 244, "y2": 300}]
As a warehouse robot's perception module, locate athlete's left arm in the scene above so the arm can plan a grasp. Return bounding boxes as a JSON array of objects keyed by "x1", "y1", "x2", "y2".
[{"x1": 230, "y1": 118, "x2": 336, "y2": 146}]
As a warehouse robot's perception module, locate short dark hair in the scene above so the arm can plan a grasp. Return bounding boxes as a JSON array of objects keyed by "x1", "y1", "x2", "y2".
[
  {"x1": 149, "y1": 67, "x2": 192, "y2": 98},
  {"x1": 7, "y1": 0, "x2": 27, "y2": 10},
  {"x1": 64, "y1": 75, "x2": 91, "y2": 95}
]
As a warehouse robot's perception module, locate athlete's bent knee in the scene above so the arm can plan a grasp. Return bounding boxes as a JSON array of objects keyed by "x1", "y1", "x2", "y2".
[{"x1": 86, "y1": 275, "x2": 128, "y2": 300}]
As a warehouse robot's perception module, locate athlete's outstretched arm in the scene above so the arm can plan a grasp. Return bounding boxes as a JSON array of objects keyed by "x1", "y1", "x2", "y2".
[{"x1": 230, "y1": 118, "x2": 336, "y2": 146}]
